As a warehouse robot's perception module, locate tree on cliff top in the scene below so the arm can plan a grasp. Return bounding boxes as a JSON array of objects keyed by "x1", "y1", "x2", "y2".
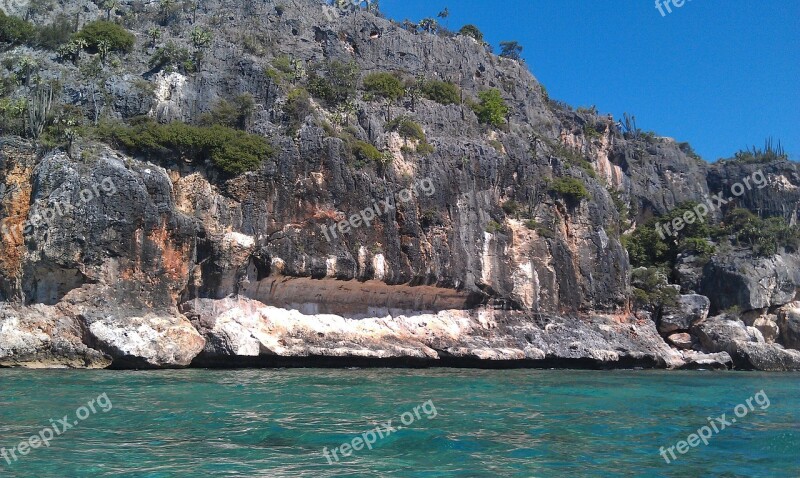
[{"x1": 499, "y1": 41, "x2": 523, "y2": 60}]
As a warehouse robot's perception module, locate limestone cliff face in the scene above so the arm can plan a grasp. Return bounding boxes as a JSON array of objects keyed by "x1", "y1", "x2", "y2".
[{"x1": 0, "y1": 0, "x2": 798, "y2": 370}]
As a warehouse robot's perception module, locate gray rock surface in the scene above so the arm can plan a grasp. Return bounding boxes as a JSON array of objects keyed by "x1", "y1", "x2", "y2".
[
  {"x1": 693, "y1": 315, "x2": 800, "y2": 371},
  {"x1": 659, "y1": 294, "x2": 710, "y2": 334},
  {"x1": 700, "y1": 251, "x2": 799, "y2": 313}
]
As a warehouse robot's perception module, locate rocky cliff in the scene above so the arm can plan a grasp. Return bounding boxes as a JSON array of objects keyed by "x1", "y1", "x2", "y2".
[{"x1": 0, "y1": 0, "x2": 798, "y2": 370}]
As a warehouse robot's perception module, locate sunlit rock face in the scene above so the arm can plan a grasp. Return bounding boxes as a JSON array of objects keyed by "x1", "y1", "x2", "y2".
[{"x1": 183, "y1": 296, "x2": 692, "y2": 369}]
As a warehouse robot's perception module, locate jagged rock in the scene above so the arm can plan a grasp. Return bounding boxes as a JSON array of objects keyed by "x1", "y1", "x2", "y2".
[
  {"x1": 693, "y1": 315, "x2": 800, "y2": 371},
  {"x1": 667, "y1": 332, "x2": 693, "y2": 350},
  {"x1": 693, "y1": 315, "x2": 758, "y2": 354},
  {"x1": 0, "y1": 304, "x2": 109, "y2": 368},
  {"x1": 658, "y1": 294, "x2": 710, "y2": 334},
  {"x1": 777, "y1": 302, "x2": 800, "y2": 349}
]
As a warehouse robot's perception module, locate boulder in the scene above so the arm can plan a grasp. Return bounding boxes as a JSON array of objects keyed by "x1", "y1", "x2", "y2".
[
  {"x1": 753, "y1": 316, "x2": 780, "y2": 344},
  {"x1": 667, "y1": 332, "x2": 693, "y2": 350},
  {"x1": 678, "y1": 351, "x2": 732, "y2": 370},
  {"x1": 737, "y1": 342, "x2": 800, "y2": 372},
  {"x1": 659, "y1": 294, "x2": 710, "y2": 334},
  {"x1": 692, "y1": 315, "x2": 800, "y2": 371},
  {"x1": 776, "y1": 302, "x2": 800, "y2": 349},
  {"x1": 87, "y1": 311, "x2": 206, "y2": 368},
  {"x1": 674, "y1": 252, "x2": 704, "y2": 294}
]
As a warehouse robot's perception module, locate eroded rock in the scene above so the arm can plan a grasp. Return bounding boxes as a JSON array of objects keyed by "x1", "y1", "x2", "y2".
[
  {"x1": 183, "y1": 296, "x2": 685, "y2": 368},
  {"x1": 0, "y1": 304, "x2": 109, "y2": 368},
  {"x1": 87, "y1": 312, "x2": 205, "y2": 368}
]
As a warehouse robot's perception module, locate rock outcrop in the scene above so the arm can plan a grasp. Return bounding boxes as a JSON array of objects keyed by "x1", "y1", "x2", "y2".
[
  {"x1": 700, "y1": 250, "x2": 799, "y2": 313},
  {"x1": 0, "y1": 0, "x2": 797, "y2": 370},
  {"x1": 0, "y1": 304, "x2": 109, "y2": 368},
  {"x1": 184, "y1": 296, "x2": 691, "y2": 369},
  {"x1": 693, "y1": 315, "x2": 800, "y2": 371}
]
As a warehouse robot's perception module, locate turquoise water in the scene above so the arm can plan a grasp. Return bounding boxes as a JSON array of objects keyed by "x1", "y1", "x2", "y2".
[{"x1": 0, "y1": 369, "x2": 797, "y2": 477}]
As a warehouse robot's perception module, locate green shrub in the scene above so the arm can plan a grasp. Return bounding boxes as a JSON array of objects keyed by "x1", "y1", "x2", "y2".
[
  {"x1": 678, "y1": 141, "x2": 702, "y2": 161},
  {"x1": 97, "y1": 119, "x2": 272, "y2": 175},
  {"x1": 680, "y1": 237, "x2": 715, "y2": 257},
  {"x1": 623, "y1": 202, "x2": 711, "y2": 268},
  {"x1": 149, "y1": 41, "x2": 193, "y2": 73},
  {"x1": 535, "y1": 225, "x2": 556, "y2": 239},
  {"x1": 363, "y1": 72, "x2": 405, "y2": 102},
  {"x1": 458, "y1": 24, "x2": 484, "y2": 42},
  {"x1": 386, "y1": 116, "x2": 434, "y2": 154},
  {"x1": 273, "y1": 55, "x2": 294, "y2": 74},
  {"x1": 284, "y1": 87, "x2": 312, "y2": 133},
  {"x1": 0, "y1": 11, "x2": 35, "y2": 45},
  {"x1": 722, "y1": 208, "x2": 799, "y2": 257},
  {"x1": 499, "y1": 41, "x2": 523, "y2": 60},
  {"x1": 74, "y1": 20, "x2": 135, "y2": 53},
  {"x1": 386, "y1": 116, "x2": 424, "y2": 141},
  {"x1": 200, "y1": 94, "x2": 254, "y2": 130},
  {"x1": 486, "y1": 220, "x2": 503, "y2": 233},
  {"x1": 472, "y1": 89, "x2": 508, "y2": 127},
  {"x1": 307, "y1": 60, "x2": 359, "y2": 106},
  {"x1": 730, "y1": 138, "x2": 787, "y2": 164},
  {"x1": 0, "y1": 96, "x2": 27, "y2": 136},
  {"x1": 550, "y1": 177, "x2": 588, "y2": 202},
  {"x1": 421, "y1": 80, "x2": 460, "y2": 105},
  {"x1": 524, "y1": 219, "x2": 538, "y2": 230},
  {"x1": 35, "y1": 14, "x2": 73, "y2": 49},
  {"x1": 416, "y1": 141, "x2": 434, "y2": 154},
  {"x1": 583, "y1": 123, "x2": 602, "y2": 139},
  {"x1": 352, "y1": 140, "x2": 382, "y2": 162},
  {"x1": 502, "y1": 199, "x2": 522, "y2": 216},
  {"x1": 630, "y1": 267, "x2": 679, "y2": 309}
]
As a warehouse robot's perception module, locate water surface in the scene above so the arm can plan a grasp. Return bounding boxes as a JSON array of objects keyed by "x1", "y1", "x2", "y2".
[{"x1": 0, "y1": 369, "x2": 797, "y2": 477}]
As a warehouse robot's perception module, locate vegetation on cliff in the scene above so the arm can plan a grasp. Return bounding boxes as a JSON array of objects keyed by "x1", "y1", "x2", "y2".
[{"x1": 96, "y1": 119, "x2": 272, "y2": 175}]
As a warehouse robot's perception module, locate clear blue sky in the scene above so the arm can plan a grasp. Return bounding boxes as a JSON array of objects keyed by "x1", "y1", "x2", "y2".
[{"x1": 380, "y1": 0, "x2": 800, "y2": 162}]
